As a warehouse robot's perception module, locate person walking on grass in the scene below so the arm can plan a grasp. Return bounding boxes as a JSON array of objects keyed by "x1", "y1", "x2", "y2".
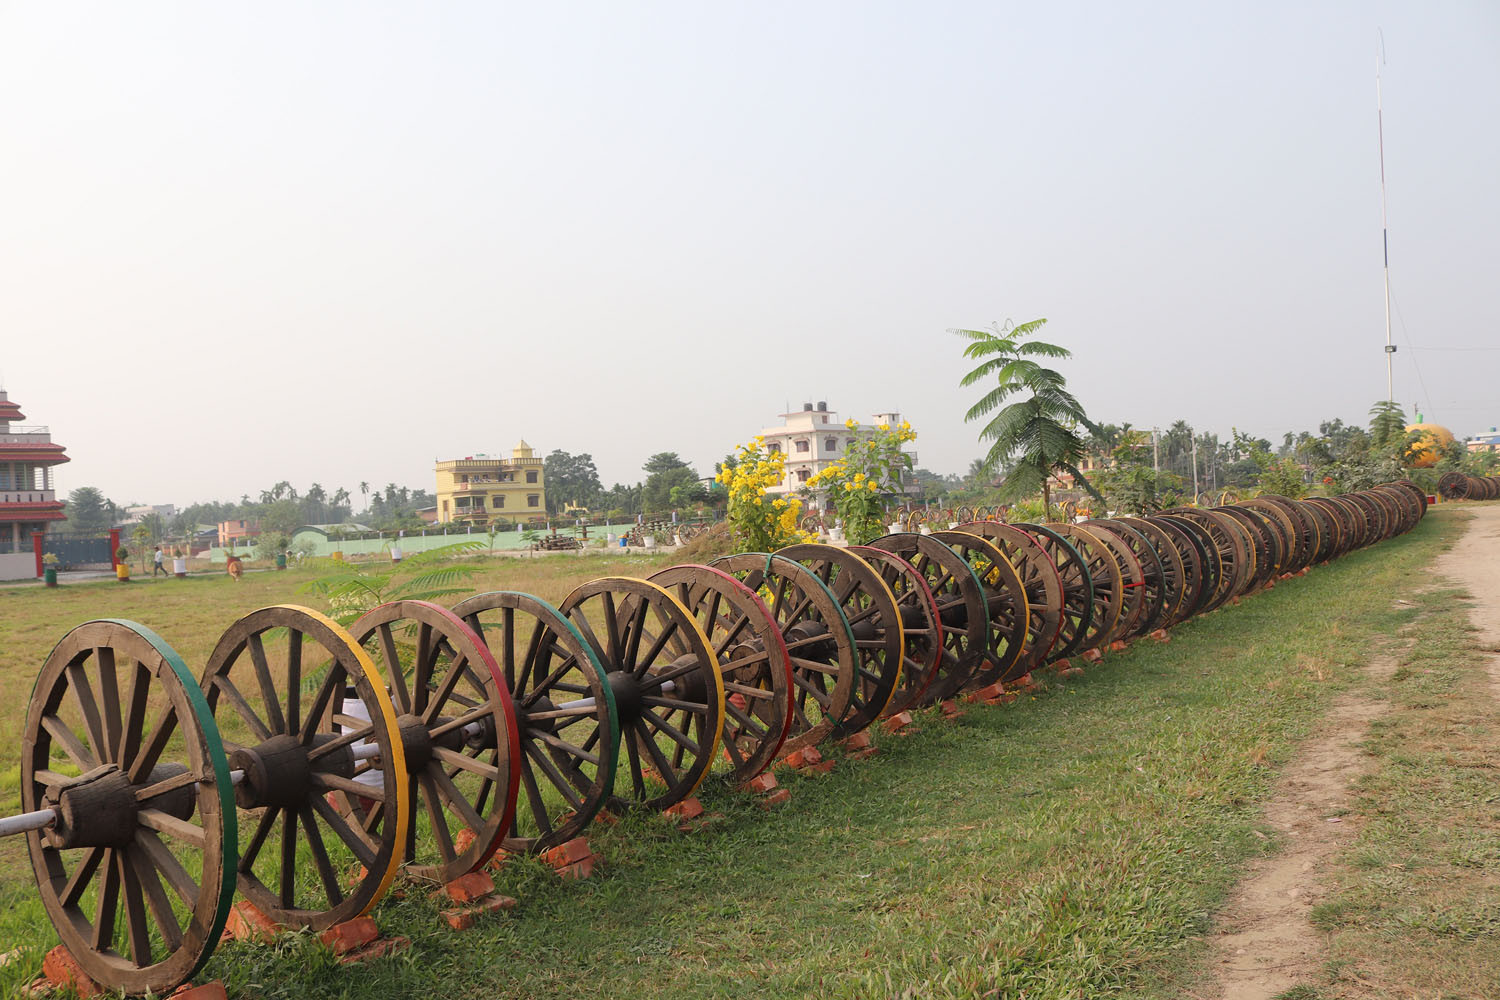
[{"x1": 152, "y1": 545, "x2": 168, "y2": 577}]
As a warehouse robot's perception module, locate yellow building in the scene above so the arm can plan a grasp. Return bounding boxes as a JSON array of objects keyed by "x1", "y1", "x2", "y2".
[{"x1": 435, "y1": 440, "x2": 546, "y2": 525}]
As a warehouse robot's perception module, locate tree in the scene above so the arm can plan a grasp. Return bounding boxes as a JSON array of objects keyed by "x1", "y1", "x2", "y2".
[
  {"x1": 359, "y1": 482, "x2": 370, "y2": 511},
  {"x1": 1369, "y1": 401, "x2": 1407, "y2": 453},
  {"x1": 544, "y1": 450, "x2": 602, "y2": 514},
  {"x1": 955, "y1": 318, "x2": 1101, "y2": 520},
  {"x1": 643, "y1": 466, "x2": 698, "y2": 512},
  {"x1": 642, "y1": 452, "x2": 689, "y2": 477},
  {"x1": 63, "y1": 486, "x2": 113, "y2": 536},
  {"x1": 262, "y1": 498, "x2": 303, "y2": 537}
]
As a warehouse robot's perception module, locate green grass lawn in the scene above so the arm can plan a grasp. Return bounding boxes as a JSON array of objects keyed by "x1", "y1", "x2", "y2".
[{"x1": 0, "y1": 511, "x2": 1468, "y2": 998}]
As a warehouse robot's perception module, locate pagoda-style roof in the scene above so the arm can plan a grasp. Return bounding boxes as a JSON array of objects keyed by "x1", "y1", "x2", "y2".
[
  {"x1": 0, "y1": 442, "x2": 69, "y2": 464},
  {"x1": 0, "y1": 399, "x2": 24, "y2": 421},
  {"x1": 0, "y1": 501, "x2": 65, "y2": 523}
]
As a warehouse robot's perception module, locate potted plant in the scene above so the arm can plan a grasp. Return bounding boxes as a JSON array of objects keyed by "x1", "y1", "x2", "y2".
[
  {"x1": 115, "y1": 546, "x2": 131, "y2": 581},
  {"x1": 42, "y1": 552, "x2": 59, "y2": 587},
  {"x1": 172, "y1": 545, "x2": 188, "y2": 579}
]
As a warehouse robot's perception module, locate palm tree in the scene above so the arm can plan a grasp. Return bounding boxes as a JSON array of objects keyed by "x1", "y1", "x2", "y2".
[
  {"x1": 359, "y1": 482, "x2": 370, "y2": 512},
  {"x1": 955, "y1": 318, "x2": 1101, "y2": 520}
]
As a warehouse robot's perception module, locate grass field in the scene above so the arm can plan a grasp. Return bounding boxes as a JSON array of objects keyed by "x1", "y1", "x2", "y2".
[{"x1": 0, "y1": 511, "x2": 1482, "y2": 998}]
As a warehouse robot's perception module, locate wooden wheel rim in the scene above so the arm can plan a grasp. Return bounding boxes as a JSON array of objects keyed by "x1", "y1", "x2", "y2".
[
  {"x1": 1010, "y1": 523, "x2": 1094, "y2": 662},
  {"x1": 1116, "y1": 516, "x2": 1189, "y2": 630},
  {"x1": 450, "y1": 590, "x2": 619, "y2": 854},
  {"x1": 647, "y1": 564, "x2": 794, "y2": 783},
  {"x1": 1153, "y1": 515, "x2": 1220, "y2": 618},
  {"x1": 956, "y1": 522, "x2": 1065, "y2": 675},
  {"x1": 25, "y1": 620, "x2": 236, "y2": 996},
  {"x1": 558, "y1": 577, "x2": 724, "y2": 813},
  {"x1": 866, "y1": 533, "x2": 990, "y2": 704},
  {"x1": 1074, "y1": 523, "x2": 1146, "y2": 643},
  {"x1": 201, "y1": 604, "x2": 409, "y2": 931},
  {"x1": 1043, "y1": 524, "x2": 1122, "y2": 654},
  {"x1": 929, "y1": 531, "x2": 1030, "y2": 686},
  {"x1": 1213, "y1": 507, "x2": 1277, "y2": 592},
  {"x1": 349, "y1": 601, "x2": 523, "y2": 882},
  {"x1": 849, "y1": 545, "x2": 945, "y2": 717},
  {"x1": 773, "y1": 543, "x2": 905, "y2": 737},
  {"x1": 710, "y1": 552, "x2": 859, "y2": 754},
  {"x1": 1088, "y1": 519, "x2": 1167, "y2": 638}
]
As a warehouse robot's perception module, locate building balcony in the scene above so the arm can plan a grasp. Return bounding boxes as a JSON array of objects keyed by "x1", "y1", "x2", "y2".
[
  {"x1": 0, "y1": 490, "x2": 56, "y2": 505},
  {"x1": 0, "y1": 426, "x2": 52, "y2": 444}
]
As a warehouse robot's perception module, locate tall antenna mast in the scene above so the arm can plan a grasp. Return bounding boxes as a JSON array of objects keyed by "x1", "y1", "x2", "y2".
[{"x1": 1377, "y1": 30, "x2": 1395, "y2": 402}]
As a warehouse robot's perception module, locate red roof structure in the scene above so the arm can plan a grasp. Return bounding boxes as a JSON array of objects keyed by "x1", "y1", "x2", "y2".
[{"x1": 0, "y1": 389, "x2": 68, "y2": 533}]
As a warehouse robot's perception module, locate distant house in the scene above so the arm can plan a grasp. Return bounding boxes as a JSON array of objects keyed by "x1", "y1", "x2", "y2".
[
  {"x1": 1467, "y1": 429, "x2": 1500, "y2": 454},
  {"x1": 754, "y1": 402, "x2": 917, "y2": 495},
  {"x1": 218, "y1": 518, "x2": 261, "y2": 547},
  {"x1": 435, "y1": 440, "x2": 546, "y2": 526}
]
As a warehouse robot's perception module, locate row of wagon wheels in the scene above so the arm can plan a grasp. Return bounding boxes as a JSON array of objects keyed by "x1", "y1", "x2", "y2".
[
  {"x1": 1438, "y1": 472, "x2": 1500, "y2": 501},
  {"x1": 8, "y1": 482, "x2": 1429, "y2": 994}
]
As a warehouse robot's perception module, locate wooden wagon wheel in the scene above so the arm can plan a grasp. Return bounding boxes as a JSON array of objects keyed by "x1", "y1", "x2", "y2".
[
  {"x1": 22, "y1": 620, "x2": 236, "y2": 996},
  {"x1": 1074, "y1": 523, "x2": 1145, "y2": 644},
  {"x1": 348, "y1": 601, "x2": 522, "y2": 882},
  {"x1": 866, "y1": 533, "x2": 990, "y2": 704},
  {"x1": 1163, "y1": 509, "x2": 1251, "y2": 609},
  {"x1": 1358, "y1": 490, "x2": 1398, "y2": 541},
  {"x1": 1009, "y1": 523, "x2": 1094, "y2": 662},
  {"x1": 1042, "y1": 524, "x2": 1122, "y2": 654},
  {"x1": 556, "y1": 578, "x2": 723, "y2": 813},
  {"x1": 1151, "y1": 514, "x2": 1218, "y2": 620},
  {"x1": 647, "y1": 564, "x2": 794, "y2": 784},
  {"x1": 1291, "y1": 499, "x2": 1338, "y2": 565},
  {"x1": 956, "y1": 521, "x2": 1064, "y2": 678},
  {"x1": 1240, "y1": 498, "x2": 1300, "y2": 572},
  {"x1": 1235, "y1": 503, "x2": 1290, "y2": 578},
  {"x1": 1086, "y1": 519, "x2": 1165, "y2": 639},
  {"x1": 849, "y1": 545, "x2": 943, "y2": 718},
  {"x1": 1254, "y1": 496, "x2": 1318, "y2": 571},
  {"x1": 450, "y1": 591, "x2": 618, "y2": 853},
  {"x1": 928, "y1": 531, "x2": 1029, "y2": 687},
  {"x1": 201, "y1": 605, "x2": 408, "y2": 931},
  {"x1": 1389, "y1": 480, "x2": 1429, "y2": 518},
  {"x1": 1213, "y1": 506, "x2": 1277, "y2": 592},
  {"x1": 1115, "y1": 516, "x2": 1188, "y2": 630},
  {"x1": 1326, "y1": 495, "x2": 1370, "y2": 551},
  {"x1": 710, "y1": 552, "x2": 859, "y2": 754},
  {"x1": 1438, "y1": 472, "x2": 1470, "y2": 501},
  {"x1": 1300, "y1": 497, "x2": 1347, "y2": 561},
  {"x1": 773, "y1": 544, "x2": 905, "y2": 736},
  {"x1": 1375, "y1": 485, "x2": 1422, "y2": 537}
]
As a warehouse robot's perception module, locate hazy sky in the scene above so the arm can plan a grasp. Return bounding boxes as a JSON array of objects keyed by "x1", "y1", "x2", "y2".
[{"x1": 2, "y1": 2, "x2": 1496, "y2": 506}]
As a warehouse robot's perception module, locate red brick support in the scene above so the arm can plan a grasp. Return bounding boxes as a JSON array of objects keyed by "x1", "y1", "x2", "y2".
[
  {"x1": 109, "y1": 528, "x2": 121, "y2": 569},
  {"x1": 32, "y1": 531, "x2": 44, "y2": 578}
]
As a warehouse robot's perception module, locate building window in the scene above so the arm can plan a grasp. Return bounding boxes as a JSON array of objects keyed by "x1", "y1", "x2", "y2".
[
  {"x1": 526, "y1": 470, "x2": 538, "y2": 484},
  {"x1": 456, "y1": 497, "x2": 471, "y2": 508},
  {"x1": 846, "y1": 438, "x2": 855, "y2": 449},
  {"x1": 825, "y1": 438, "x2": 837, "y2": 451},
  {"x1": 794, "y1": 440, "x2": 809, "y2": 453},
  {"x1": 767, "y1": 443, "x2": 780, "y2": 454},
  {"x1": 492, "y1": 495, "x2": 505, "y2": 508},
  {"x1": 460, "y1": 474, "x2": 469, "y2": 483},
  {"x1": 797, "y1": 469, "x2": 810, "y2": 483},
  {"x1": 528, "y1": 494, "x2": 540, "y2": 507}
]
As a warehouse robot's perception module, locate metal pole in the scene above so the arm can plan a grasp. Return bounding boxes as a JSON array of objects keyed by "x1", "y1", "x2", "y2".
[
  {"x1": 1191, "y1": 434, "x2": 1199, "y2": 501},
  {"x1": 1152, "y1": 428, "x2": 1160, "y2": 474},
  {"x1": 1377, "y1": 35, "x2": 1395, "y2": 402}
]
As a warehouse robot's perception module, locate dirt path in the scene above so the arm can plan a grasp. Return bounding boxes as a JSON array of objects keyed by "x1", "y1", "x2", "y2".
[
  {"x1": 1195, "y1": 654, "x2": 1397, "y2": 999},
  {"x1": 1433, "y1": 504, "x2": 1500, "y2": 696},
  {"x1": 1197, "y1": 503, "x2": 1500, "y2": 999}
]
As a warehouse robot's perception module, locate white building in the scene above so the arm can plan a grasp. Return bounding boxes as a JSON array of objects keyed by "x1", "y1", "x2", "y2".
[{"x1": 755, "y1": 402, "x2": 916, "y2": 496}]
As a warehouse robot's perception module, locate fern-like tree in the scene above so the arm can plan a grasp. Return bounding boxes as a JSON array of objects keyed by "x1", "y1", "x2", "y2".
[
  {"x1": 1368, "y1": 400, "x2": 1407, "y2": 453},
  {"x1": 955, "y1": 318, "x2": 1101, "y2": 521}
]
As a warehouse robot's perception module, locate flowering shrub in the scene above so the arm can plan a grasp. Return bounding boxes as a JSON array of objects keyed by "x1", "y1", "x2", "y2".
[
  {"x1": 717, "y1": 439, "x2": 810, "y2": 551},
  {"x1": 807, "y1": 421, "x2": 917, "y2": 545}
]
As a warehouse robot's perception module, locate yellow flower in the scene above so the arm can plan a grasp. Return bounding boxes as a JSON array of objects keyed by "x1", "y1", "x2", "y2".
[
  {"x1": 845, "y1": 418, "x2": 858, "y2": 430},
  {"x1": 843, "y1": 482, "x2": 855, "y2": 492},
  {"x1": 853, "y1": 472, "x2": 866, "y2": 483},
  {"x1": 773, "y1": 498, "x2": 786, "y2": 508},
  {"x1": 866, "y1": 481, "x2": 877, "y2": 491}
]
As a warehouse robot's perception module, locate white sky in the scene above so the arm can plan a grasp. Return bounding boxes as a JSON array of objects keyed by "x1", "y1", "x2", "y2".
[{"x1": 2, "y1": 2, "x2": 1496, "y2": 506}]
